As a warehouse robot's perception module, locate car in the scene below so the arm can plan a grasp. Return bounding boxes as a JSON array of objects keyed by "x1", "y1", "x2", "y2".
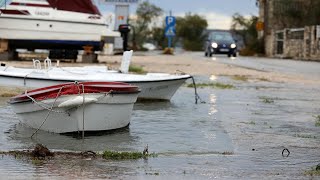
[{"x1": 204, "y1": 31, "x2": 237, "y2": 57}]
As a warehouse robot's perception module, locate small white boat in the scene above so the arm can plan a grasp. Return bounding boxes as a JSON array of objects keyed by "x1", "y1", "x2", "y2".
[
  {"x1": 9, "y1": 81, "x2": 140, "y2": 133},
  {"x1": 0, "y1": 55, "x2": 191, "y2": 100}
]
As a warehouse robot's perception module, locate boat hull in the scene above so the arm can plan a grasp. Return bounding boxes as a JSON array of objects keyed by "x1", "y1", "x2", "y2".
[
  {"x1": 0, "y1": 17, "x2": 108, "y2": 50},
  {"x1": 130, "y1": 78, "x2": 187, "y2": 100},
  {"x1": 10, "y1": 93, "x2": 138, "y2": 133}
]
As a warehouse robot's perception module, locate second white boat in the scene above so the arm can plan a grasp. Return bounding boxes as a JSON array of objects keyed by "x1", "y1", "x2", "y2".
[{"x1": 0, "y1": 65, "x2": 191, "y2": 101}]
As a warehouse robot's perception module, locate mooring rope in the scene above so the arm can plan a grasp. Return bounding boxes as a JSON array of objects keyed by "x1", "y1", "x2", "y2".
[
  {"x1": 175, "y1": 70, "x2": 205, "y2": 104},
  {"x1": 80, "y1": 84, "x2": 85, "y2": 140},
  {"x1": 30, "y1": 86, "x2": 64, "y2": 138},
  {"x1": 26, "y1": 82, "x2": 113, "y2": 139},
  {"x1": 190, "y1": 76, "x2": 206, "y2": 104}
]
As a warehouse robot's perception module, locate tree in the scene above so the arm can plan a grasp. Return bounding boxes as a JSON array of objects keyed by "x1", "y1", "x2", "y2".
[
  {"x1": 176, "y1": 13, "x2": 208, "y2": 51},
  {"x1": 272, "y1": 0, "x2": 320, "y2": 29},
  {"x1": 150, "y1": 26, "x2": 166, "y2": 49},
  {"x1": 130, "y1": 1, "x2": 163, "y2": 50},
  {"x1": 231, "y1": 13, "x2": 264, "y2": 55}
]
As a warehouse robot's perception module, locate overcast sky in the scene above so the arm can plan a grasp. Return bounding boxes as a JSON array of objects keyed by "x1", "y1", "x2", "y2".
[{"x1": 99, "y1": 0, "x2": 259, "y2": 30}]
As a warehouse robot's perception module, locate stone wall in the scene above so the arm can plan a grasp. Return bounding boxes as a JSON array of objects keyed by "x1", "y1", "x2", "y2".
[
  {"x1": 269, "y1": 26, "x2": 320, "y2": 61},
  {"x1": 307, "y1": 26, "x2": 320, "y2": 61}
]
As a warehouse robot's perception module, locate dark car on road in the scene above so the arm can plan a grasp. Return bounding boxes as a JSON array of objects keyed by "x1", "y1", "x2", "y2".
[{"x1": 204, "y1": 31, "x2": 237, "y2": 57}]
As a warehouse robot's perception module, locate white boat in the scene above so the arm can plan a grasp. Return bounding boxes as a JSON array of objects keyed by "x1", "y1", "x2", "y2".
[
  {"x1": 0, "y1": 0, "x2": 119, "y2": 50},
  {"x1": 0, "y1": 51, "x2": 191, "y2": 100},
  {"x1": 0, "y1": 65, "x2": 190, "y2": 100},
  {"x1": 9, "y1": 81, "x2": 140, "y2": 133}
]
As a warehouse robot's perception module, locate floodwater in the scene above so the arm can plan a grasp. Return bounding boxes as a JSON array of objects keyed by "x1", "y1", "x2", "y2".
[{"x1": 0, "y1": 75, "x2": 319, "y2": 179}]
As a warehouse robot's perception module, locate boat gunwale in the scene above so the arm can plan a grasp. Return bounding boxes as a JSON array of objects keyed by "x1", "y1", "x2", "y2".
[
  {"x1": 9, "y1": 90, "x2": 140, "y2": 104},
  {"x1": 9, "y1": 81, "x2": 140, "y2": 104},
  {"x1": 0, "y1": 16, "x2": 107, "y2": 26},
  {"x1": 0, "y1": 73, "x2": 191, "y2": 83}
]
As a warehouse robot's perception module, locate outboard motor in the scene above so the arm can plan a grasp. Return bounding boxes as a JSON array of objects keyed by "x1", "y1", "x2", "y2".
[{"x1": 118, "y1": 24, "x2": 131, "y2": 52}]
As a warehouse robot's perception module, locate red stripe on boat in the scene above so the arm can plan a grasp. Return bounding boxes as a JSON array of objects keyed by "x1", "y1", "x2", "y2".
[
  {"x1": 0, "y1": 9, "x2": 30, "y2": 15},
  {"x1": 10, "y1": 2, "x2": 51, "y2": 8},
  {"x1": 10, "y1": 82, "x2": 139, "y2": 103}
]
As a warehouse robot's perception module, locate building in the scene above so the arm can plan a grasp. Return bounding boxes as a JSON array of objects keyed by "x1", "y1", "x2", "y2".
[{"x1": 258, "y1": 0, "x2": 320, "y2": 60}]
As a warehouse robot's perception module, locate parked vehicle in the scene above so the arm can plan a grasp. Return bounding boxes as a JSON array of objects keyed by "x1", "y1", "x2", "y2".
[{"x1": 204, "y1": 31, "x2": 237, "y2": 57}]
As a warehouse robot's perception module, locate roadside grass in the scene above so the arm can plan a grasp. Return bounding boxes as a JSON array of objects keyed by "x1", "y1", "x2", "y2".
[
  {"x1": 315, "y1": 115, "x2": 320, "y2": 127},
  {"x1": 257, "y1": 77, "x2": 270, "y2": 82},
  {"x1": 222, "y1": 151, "x2": 234, "y2": 155},
  {"x1": 102, "y1": 150, "x2": 157, "y2": 160},
  {"x1": 304, "y1": 165, "x2": 320, "y2": 176},
  {"x1": 163, "y1": 47, "x2": 174, "y2": 55},
  {"x1": 231, "y1": 75, "x2": 248, "y2": 81},
  {"x1": 240, "y1": 121, "x2": 256, "y2": 125},
  {"x1": 145, "y1": 172, "x2": 160, "y2": 176},
  {"x1": 0, "y1": 147, "x2": 158, "y2": 161},
  {"x1": 0, "y1": 87, "x2": 22, "y2": 97},
  {"x1": 259, "y1": 96, "x2": 275, "y2": 103},
  {"x1": 295, "y1": 134, "x2": 317, "y2": 139},
  {"x1": 31, "y1": 158, "x2": 44, "y2": 165},
  {"x1": 129, "y1": 65, "x2": 146, "y2": 74},
  {"x1": 187, "y1": 82, "x2": 234, "y2": 89}
]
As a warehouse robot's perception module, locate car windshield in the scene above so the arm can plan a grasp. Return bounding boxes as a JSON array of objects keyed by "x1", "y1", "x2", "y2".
[{"x1": 209, "y1": 32, "x2": 234, "y2": 42}]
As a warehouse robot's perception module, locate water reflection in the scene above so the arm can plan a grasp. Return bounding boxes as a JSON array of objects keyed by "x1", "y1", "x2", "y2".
[
  {"x1": 209, "y1": 93, "x2": 217, "y2": 115},
  {"x1": 209, "y1": 75, "x2": 217, "y2": 81},
  {"x1": 10, "y1": 122, "x2": 140, "y2": 152},
  {"x1": 133, "y1": 101, "x2": 176, "y2": 111}
]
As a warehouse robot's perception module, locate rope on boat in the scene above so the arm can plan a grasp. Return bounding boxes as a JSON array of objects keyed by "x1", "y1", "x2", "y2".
[
  {"x1": 25, "y1": 93, "x2": 66, "y2": 114},
  {"x1": 176, "y1": 70, "x2": 205, "y2": 104},
  {"x1": 77, "y1": 83, "x2": 112, "y2": 140},
  {"x1": 58, "y1": 67, "x2": 88, "y2": 75},
  {"x1": 26, "y1": 82, "x2": 112, "y2": 139},
  {"x1": 80, "y1": 83, "x2": 85, "y2": 140},
  {"x1": 3, "y1": 66, "x2": 9, "y2": 71},
  {"x1": 23, "y1": 74, "x2": 28, "y2": 86},
  {"x1": 31, "y1": 86, "x2": 65, "y2": 138}
]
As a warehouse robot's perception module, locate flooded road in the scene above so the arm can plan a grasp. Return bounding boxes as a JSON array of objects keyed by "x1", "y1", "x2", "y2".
[
  {"x1": 211, "y1": 55, "x2": 320, "y2": 80},
  {"x1": 0, "y1": 54, "x2": 319, "y2": 179}
]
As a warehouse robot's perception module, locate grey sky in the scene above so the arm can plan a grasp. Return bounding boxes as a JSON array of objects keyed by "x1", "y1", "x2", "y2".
[
  {"x1": 99, "y1": 0, "x2": 259, "y2": 30},
  {"x1": 147, "y1": 0, "x2": 258, "y2": 16}
]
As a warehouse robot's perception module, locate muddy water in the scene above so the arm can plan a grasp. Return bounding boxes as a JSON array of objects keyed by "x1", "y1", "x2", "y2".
[{"x1": 0, "y1": 76, "x2": 319, "y2": 179}]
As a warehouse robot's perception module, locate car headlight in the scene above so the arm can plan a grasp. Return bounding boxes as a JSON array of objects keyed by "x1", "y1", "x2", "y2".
[
  {"x1": 230, "y1": 43, "x2": 236, "y2": 48},
  {"x1": 211, "y1": 43, "x2": 218, "y2": 48}
]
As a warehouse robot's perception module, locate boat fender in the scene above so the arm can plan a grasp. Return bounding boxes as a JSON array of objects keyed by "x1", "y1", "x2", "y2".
[{"x1": 58, "y1": 96, "x2": 98, "y2": 108}]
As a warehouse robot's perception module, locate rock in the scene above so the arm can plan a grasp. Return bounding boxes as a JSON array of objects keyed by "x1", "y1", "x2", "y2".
[{"x1": 32, "y1": 144, "x2": 53, "y2": 158}]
